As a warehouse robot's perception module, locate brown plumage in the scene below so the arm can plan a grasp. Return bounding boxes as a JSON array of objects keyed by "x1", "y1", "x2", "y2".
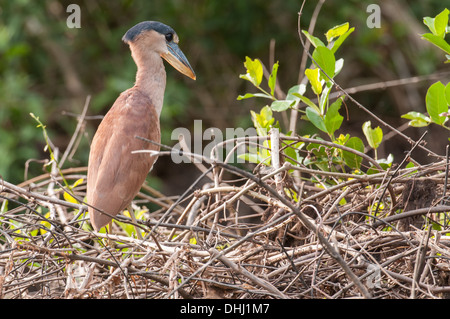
[{"x1": 87, "y1": 21, "x2": 195, "y2": 231}]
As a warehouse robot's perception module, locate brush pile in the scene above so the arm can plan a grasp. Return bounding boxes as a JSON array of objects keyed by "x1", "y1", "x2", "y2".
[{"x1": 1, "y1": 142, "x2": 449, "y2": 299}]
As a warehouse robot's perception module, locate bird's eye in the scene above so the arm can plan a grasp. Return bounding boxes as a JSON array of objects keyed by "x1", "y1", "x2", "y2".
[{"x1": 165, "y1": 33, "x2": 173, "y2": 42}]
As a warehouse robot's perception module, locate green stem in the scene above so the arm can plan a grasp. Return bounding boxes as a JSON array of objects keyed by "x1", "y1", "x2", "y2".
[{"x1": 30, "y1": 113, "x2": 71, "y2": 190}]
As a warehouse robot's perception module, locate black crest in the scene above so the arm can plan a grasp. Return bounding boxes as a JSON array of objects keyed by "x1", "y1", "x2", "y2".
[{"x1": 122, "y1": 21, "x2": 175, "y2": 43}]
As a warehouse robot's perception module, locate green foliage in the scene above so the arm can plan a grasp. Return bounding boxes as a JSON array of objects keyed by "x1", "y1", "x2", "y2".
[
  {"x1": 63, "y1": 178, "x2": 85, "y2": 204},
  {"x1": 238, "y1": 22, "x2": 373, "y2": 177},
  {"x1": 29, "y1": 113, "x2": 71, "y2": 189},
  {"x1": 422, "y1": 8, "x2": 450, "y2": 56},
  {"x1": 0, "y1": 0, "x2": 446, "y2": 187},
  {"x1": 426, "y1": 81, "x2": 448, "y2": 125},
  {"x1": 305, "y1": 68, "x2": 323, "y2": 95},
  {"x1": 312, "y1": 46, "x2": 336, "y2": 79},
  {"x1": 238, "y1": 57, "x2": 276, "y2": 102},
  {"x1": 362, "y1": 121, "x2": 383, "y2": 159},
  {"x1": 236, "y1": 7, "x2": 448, "y2": 230},
  {"x1": 401, "y1": 112, "x2": 431, "y2": 127},
  {"x1": 342, "y1": 136, "x2": 364, "y2": 170},
  {"x1": 240, "y1": 57, "x2": 264, "y2": 88},
  {"x1": 324, "y1": 98, "x2": 344, "y2": 137},
  {"x1": 114, "y1": 208, "x2": 147, "y2": 238},
  {"x1": 402, "y1": 8, "x2": 450, "y2": 136},
  {"x1": 244, "y1": 106, "x2": 276, "y2": 165}
]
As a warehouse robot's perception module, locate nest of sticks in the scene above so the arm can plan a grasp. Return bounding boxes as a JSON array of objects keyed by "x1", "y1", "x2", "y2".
[{"x1": 1, "y1": 133, "x2": 450, "y2": 300}]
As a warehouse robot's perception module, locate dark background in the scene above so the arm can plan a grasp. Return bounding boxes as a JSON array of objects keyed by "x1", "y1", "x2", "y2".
[{"x1": 0, "y1": 0, "x2": 448, "y2": 195}]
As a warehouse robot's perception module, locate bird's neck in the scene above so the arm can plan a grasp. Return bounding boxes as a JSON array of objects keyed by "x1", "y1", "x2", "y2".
[{"x1": 132, "y1": 49, "x2": 167, "y2": 117}]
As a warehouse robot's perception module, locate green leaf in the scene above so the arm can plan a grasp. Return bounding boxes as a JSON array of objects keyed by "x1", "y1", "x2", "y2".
[
  {"x1": 62, "y1": 178, "x2": 84, "y2": 204},
  {"x1": 306, "y1": 106, "x2": 327, "y2": 133},
  {"x1": 434, "y1": 9, "x2": 450, "y2": 37},
  {"x1": 423, "y1": 9, "x2": 449, "y2": 38},
  {"x1": 401, "y1": 111, "x2": 431, "y2": 127},
  {"x1": 240, "y1": 57, "x2": 263, "y2": 87},
  {"x1": 368, "y1": 154, "x2": 394, "y2": 174},
  {"x1": 260, "y1": 105, "x2": 274, "y2": 125},
  {"x1": 271, "y1": 100, "x2": 293, "y2": 112},
  {"x1": 334, "y1": 58, "x2": 344, "y2": 77},
  {"x1": 39, "y1": 212, "x2": 51, "y2": 235},
  {"x1": 72, "y1": 178, "x2": 84, "y2": 188},
  {"x1": 63, "y1": 191, "x2": 79, "y2": 204},
  {"x1": 305, "y1": 139, "x2": 330, "y2": 171},
  {"x1": 282, "y1": 137, "x2": 304, "y2": 166},
  {"x1": 115, "y1": 210, "x2": 136, "y2": 237},
  {"x1": 237, "y1": 93, "x2": 255, "y2": 100},
  {"x1": 330, "y1": 27, "x2": 355, "y2": 54},
  {"x1": 362, "y1": 121, "x2": 383, "y2": 150},
  {"x1": 302, "y1": 30, "x2": 325, "y2": 48},
  {"x1": 336, "y1": 133, "x2": 350, "y2": 146},
  {"x1": 286, "y1": 84, "x2": 306, "y2": 102},
  {"x1": 377, "y1": 153, "x2": 394, "y2": 168},
  {"x1": 319, "y1": 81, "x2": 332, "y2": 114},
  {"x1": 251, "y1": 106, "x2": 275, "y2": 136},
  {"x1": 343, "y1": 137, "x2": 364, "y2": 169},
  {"x1": 421, "y1": 33, "x2": 450, "y2": 55},
  {"x1": 312, "y1": 46, "x2": 336, "y2": 78},
  {"x1": 268, "y1": 61, "x2": 279, "y2": 96},
  {"x1": 237, "y1": 93, "x2": 273, "y2": 100},
  {"x1": 305, "y1": 68, "x2": 322, "y2": 95},
  {"x1": 324, "y1": 98, "x2": 344, "y2": 136},
  {"x1": 325, "y1": 22, "x2": 349, "y2": 42},
  {"x1": 1, "y1": 199, "x2": 8, "y2": 214},
  {"x1": 423, "y1": 17, "x2": 436, "y2": 35},
  {"x1": 445, "y1": 82, "x2": 450, "y2": 106},
  {"x1": 426, "y1": 81, "x2": 448, "y2": 125},
  {"x1": 293, "y1": 93, "x2": 320, "y2": 113},
  {"x1": 261, "y1": 140, "x2": 271, "y2": 165}
]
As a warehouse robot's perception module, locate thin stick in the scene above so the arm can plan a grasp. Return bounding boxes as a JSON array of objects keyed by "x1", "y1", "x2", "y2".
[
  {"x1": 209, "y1": 248, "x2": 289, "y2": 299},
  {"x1": 59, "y1": 95, "x2": 91, "y2": 168},
  {"x1": 270, "y1": 128, "x2": 283, "y2": 193},
  {"x1": 212, "y1": 161, "x2": 372, "y2": 298},
  {"x1": 290, "y1": 0, "x2": 325, "y2": 133}
]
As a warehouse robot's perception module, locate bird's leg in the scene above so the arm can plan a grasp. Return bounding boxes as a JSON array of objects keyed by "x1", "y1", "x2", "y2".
[{"x1": 128, "y1": 205, "x2": 143, "y2": 240}]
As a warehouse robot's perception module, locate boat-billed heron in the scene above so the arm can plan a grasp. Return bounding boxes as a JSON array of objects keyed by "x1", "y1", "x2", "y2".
[{"x1": 87, "y1": 21, "x2": 196, "y2": 231}]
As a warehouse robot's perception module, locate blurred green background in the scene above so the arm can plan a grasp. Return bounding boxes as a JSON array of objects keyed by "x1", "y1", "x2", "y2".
[{"x1": 0, "y1": 0, "x2": 448, "y2": 192}]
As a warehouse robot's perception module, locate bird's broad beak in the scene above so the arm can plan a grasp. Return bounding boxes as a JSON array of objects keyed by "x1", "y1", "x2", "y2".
[{"x1": 162, "y1": 42, "x2": 196, "y2": 80}]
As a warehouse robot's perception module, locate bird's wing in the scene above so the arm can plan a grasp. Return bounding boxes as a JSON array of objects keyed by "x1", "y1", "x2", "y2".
[{"x1": 87, "y1": 89, "x2": 161, "y2": 230}]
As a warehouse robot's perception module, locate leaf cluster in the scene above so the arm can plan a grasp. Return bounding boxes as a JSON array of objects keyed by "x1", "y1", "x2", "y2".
[
  {"x1": 402, "y1": 9, "x2": 450, "y2": 135},
  {"x1": 238, "y1": 22, "x2": 390, "y2": 180}
]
